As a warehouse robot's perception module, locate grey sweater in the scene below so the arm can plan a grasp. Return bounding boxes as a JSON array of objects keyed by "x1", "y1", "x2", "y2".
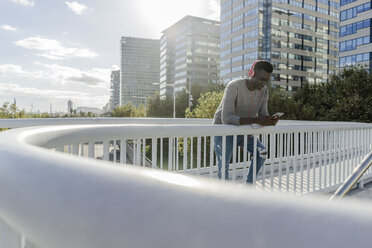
[{"x1": 213, "y1": 78, "x2": 269, "y2": 125}]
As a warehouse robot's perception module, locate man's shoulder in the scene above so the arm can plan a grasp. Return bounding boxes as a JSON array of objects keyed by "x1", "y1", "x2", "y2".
[{"x1": 227, "y1": 78, "x2": 246, "y2": 88}]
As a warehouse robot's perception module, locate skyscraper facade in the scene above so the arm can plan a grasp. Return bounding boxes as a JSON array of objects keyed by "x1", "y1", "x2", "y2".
[
  {"x1": 110, "y1": 70, "x2": 120, "y2": 111},
  {"x1": 159, "y1": 16, "x2": 220, "y2": 99},
  {"x1": 220, "y1": 0, "x2": 339, "y2": 90},
  {"x1": 120, "y1": 37, "x2": 160, "y2": 107},
  {"x1": 67, "y1": 100, "x2": 73, "y2": 113},
  {"x1": 339, "y1": 0, "x2": 371, "y2": 70}
]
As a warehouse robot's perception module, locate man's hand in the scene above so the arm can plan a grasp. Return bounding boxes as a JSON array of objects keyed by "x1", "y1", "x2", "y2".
[
  {"x1": 257, "y1": 116, "x2": 278, "y2": 126},
  {"x1": 239, "y1": 116, "x2": 279, "y2": 125}
]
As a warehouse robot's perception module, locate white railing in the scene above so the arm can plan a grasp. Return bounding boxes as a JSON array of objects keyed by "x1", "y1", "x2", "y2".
[
  {"x1": 0, "y1": 117, "x2": 211, "y2": 128},
  {"x1": 2, "y1": 118, "x2": 372, "y2": 195},
  {"x1": 1, "y1": 119, "x2": 372, "y2": 248},
  {"x1": 16, "y1": 120, "x2": 372, "y2": 194}
]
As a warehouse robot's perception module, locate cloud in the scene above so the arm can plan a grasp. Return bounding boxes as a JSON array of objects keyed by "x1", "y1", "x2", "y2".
[
  {"x1": 9, "y1": 0, "x2": 35, "y2": 7},
  {"x1": 0, "y1": 83, "x2": 90, "y2": 100},
  {"x1": 0, "y1": 63, "x2": 111, "y2": 88},
  {"x1": 67, "y1": 74, "x2": 106, "y2": 85},
  {"x1": 207, "y1": 0, "x2": 220, "y2": 21},
  {"x1": 1, "y1": 25, "x2": 17, "y2": 31},
  {"x1": 15, "y1": 37, "x2": 98, "y2": 60},
  {"x1": 40, "y1": 63, "x2": 110, "y2": 87},
  {"x1": 0, "y1": 64, "x2": 25, "y2": 75},
  {"x1": 65, "y1": 1, "x2": 88, "y2": 15},
  {"x1": 0, "y1": 83, "x2": 109, "y2": 111}
]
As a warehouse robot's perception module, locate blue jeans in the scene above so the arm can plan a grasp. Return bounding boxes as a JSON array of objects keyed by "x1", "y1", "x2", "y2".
[{"x1": 214, "y1": 135, "x2": 266, "y2": 183}]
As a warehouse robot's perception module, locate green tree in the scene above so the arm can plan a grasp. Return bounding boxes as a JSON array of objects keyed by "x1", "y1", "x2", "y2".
[
  {"x1": 112, "y1": 102, "x2": 144, "y2": 117},
  {"x1": 0, "y1": 102, "x2": 26, "y2": 119},
  {"x1": 292, "y1": 66, "x2": 372, "y2": 122},
  {"x1": 185, "y1": 91, "x2": 223, "y2": 119},
  {"x1": 147, "y1": 92, "x2": 172, "y2": 117},
  {"x1": 267, "y1": 87, "x2": 298, "y2": 120}
]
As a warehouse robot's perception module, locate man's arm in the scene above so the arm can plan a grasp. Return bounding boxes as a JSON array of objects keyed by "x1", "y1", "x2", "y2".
[
  {"x1": 221, "y1": 84, "x2": 240, "y2": 125},
  {"x1": 239, "y1": 116, "x2": 277, "y2": 126}
]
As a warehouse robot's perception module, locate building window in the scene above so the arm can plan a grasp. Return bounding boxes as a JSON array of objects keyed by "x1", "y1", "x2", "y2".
[{"x1": 340, "y1": 2, "x2": 371, "y2": 21}]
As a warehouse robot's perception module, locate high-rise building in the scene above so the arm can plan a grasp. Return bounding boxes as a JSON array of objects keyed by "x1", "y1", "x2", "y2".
[
  {"x1": 220, "y1": 0, "x2": 339, "y2": 90},
  {"x1": 159, "y1": 16, "x2": 220, "y2": 100},
  {"x1": 339, "y1": 0, "x2": 371, "y2": 70},
  {"x1": 120, "y1": 37, "x2": 160, "y2": 107},
  {"x1": 67, "y1": 100, "x2": 73, "y2": 113},
  {"x1": 110, "y1": 70, "x2": 120, "y2": 111}
]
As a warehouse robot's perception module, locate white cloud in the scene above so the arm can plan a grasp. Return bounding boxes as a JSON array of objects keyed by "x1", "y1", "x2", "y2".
[
  {"x1": 0, "y1": 82, "x2": 109, "y2": 111},
  {"x1": 1, "y1": 25, "x2": 17, "y2": 31},
  {"x1": 9, "y1": 0, "x2": 35, "y2": 7},
  {"x1": 0, "y1": 63, "x2": 111, "y2": 87},
  {"x1": 207, "y1": 0, "x2": 220, "y2": 21},
  {"x1": 39, "y1": 63, "x2": 110, "y2": 87},
  {"x1": 0, "y1": 64, "x2": 25, "y2": 75},
  {"x1": 65, "y1": 1, "x2": 88, "y2": 15},
  {"x1": 0, "y1": 83, "x2": 90, "y2": 100},
  {"x1": 15, "y1": 37, "x2": 98, "y2": 60}
]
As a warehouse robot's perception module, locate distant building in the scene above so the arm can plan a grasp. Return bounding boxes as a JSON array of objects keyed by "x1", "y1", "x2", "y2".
[
  {"x1": 67, "y1": 100, "x2": 73, "y2": 113},
  {"x1": 120, "y1": 37, "x2": 160, "y2": 107},
  {"x1": 76, "y1": 107, "x2": 102, "y2": 115},
  {"x1": 103, "y1": 102, "x2": 110, "y2": 113},
  {"x1": 339, "y1": 0, "x2": 372, "y2": 71},
  {"x1": 159, "y1": 16, "x2": 220, "y2": 99},
  {"x1": 110, "y1": 70, "x2": 121, "y2": 111},
  {"x1": 220, "y1": 0, "x2": 339, "y2": 90}
]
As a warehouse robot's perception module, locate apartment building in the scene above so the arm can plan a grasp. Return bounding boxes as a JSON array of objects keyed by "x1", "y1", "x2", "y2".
[
  {"x1": 159, "y1": 16, "x2": 220, "y2": 99},
  {"x1": 339, "y1": 0, "x2": 371, "y2": 70},
  {"x1": 109, "y1": 70, "x2": 120, "y2": 111},
  {"x1": 120, "y1": 37, "x2": 160, "y2": 107},
  {"x1": 220, "y1": 0, "x2": 339, "y2": 90}
]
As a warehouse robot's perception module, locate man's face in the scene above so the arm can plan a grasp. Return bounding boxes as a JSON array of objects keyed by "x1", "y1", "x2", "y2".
[{"x1": 252, "y1": 70, "x2": 271, "y2": 90}]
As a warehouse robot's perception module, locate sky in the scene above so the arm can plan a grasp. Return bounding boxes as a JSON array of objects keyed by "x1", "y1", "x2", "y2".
[{"x1": 0, "y1": 0, "x2": 220, "y2": 113}]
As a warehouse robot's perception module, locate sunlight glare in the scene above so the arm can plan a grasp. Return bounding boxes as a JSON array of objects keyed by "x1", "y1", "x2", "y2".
[
  {"x1": 143, "y1": 170, "x2": 202, "y2": 188},
  {"x1": 136, "y1": 0, "x2": 204, "y2": 32}
]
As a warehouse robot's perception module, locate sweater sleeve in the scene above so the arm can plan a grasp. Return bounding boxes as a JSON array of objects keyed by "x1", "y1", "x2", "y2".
[
  {"x1": 258, "y1": 87, "x2": 269, "y2": 117},
  {"x1": 221, "y1": 83, "x2": 240, "y2": 125}
]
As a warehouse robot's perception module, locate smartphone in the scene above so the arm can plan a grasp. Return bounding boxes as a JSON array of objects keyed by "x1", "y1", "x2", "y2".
[{"x1": 272, "y1": 112, "x2": 284, "y2": 118}]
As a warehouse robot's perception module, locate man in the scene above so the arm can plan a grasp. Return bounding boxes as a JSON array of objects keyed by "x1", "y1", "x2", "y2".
[{"x1": 213, "y1": 60, "x2": 278, "y2": 183}]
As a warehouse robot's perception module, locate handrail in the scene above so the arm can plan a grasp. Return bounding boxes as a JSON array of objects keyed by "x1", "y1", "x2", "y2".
[
  {"x1": 0, "y1": 117, "x2": 212, "y2": 128},
  {"x1": 10, "y1": 122, "x2": 372, "y2": 149},
  {"x1": 2, "y1": 125, "x2": 372, "y2": 247},
  {"x1": 330, "y1": 151, "x2": 372, "y2": 200}
]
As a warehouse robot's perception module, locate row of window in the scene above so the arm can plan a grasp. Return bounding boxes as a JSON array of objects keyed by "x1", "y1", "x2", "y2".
[
  {"x1": 340, "y1": 36, "x2": 371, "y2": 52},
  {"x1": 272, "y1": 0, "x2": 338, "y2": 9},
  {"x1": 221, "y1": 40, "x2": 259, "y2": 57},
  {"x1": 339, "y1": 52, "x2": 370, "y2": 67},
  {"x1": 340, "y1": 2, "x2": 371, "y2": 21},
  {"x1": 220, "y1": 51, "x2": 258, "y2": 67},
  {"x1": 221, "y1": 19, "x2": 259, "y2": 39},
  {"x1": 272, "y1": 6, "x2": 339, "y2": 29},
  {"x1": 340, "y1": 19, "x2": 371, "y2": 37},
  {"x1": 272, "y1": 29, "x2": 339, "y2": 43},
  {"x1": 222, "y1": 7, "x2": 259, "y2": 29},
  {"x1": 195, "y1": 40, "x2": 219, "y2": 48},
  {"x1": 272, "y1": 18, "x2": 338, "y2": 34},
  {"x1": 272, "y1": 52, "x2": 328, "y2": 62},
  {"x1": 340, "y1": 0, "x2": 356, "y2": 7}
]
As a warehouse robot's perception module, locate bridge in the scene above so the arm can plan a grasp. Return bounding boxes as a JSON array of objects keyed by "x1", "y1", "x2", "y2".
[{"x1": 1, "y1": 118, "x2": 372, "y2": 247}]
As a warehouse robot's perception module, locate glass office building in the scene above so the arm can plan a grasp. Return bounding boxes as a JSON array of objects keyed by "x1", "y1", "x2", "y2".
[
  {"x1": 220, "y1": 0, "x2": 339, "y2": 90},
  {"x1": 339, "y1": 0, "x2": 371, "y2": 70},
  {"x1": 159, "y1": 16, "x2": 220, "y2": 98},
  {"x1": 120, "y1": 37, "x2": 160, "y2": 107},
  {"x1": 109, "y1": 70, "x2": 120, "y2": 111}
]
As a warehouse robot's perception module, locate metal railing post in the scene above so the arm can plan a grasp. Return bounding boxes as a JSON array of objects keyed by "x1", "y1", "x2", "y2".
[{"x1": 330, "y1": 151, "x2": 372, "y2": 200}]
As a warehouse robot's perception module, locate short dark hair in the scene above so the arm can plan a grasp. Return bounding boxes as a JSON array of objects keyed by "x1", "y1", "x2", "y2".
[{"x1": 254, "y1": 60, "x2": 273, "y2": 74}]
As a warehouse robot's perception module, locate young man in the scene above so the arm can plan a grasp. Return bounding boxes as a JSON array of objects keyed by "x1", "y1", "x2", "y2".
[{"x1": 213, "y1": 60, "x2": 278, "y2": 183}]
